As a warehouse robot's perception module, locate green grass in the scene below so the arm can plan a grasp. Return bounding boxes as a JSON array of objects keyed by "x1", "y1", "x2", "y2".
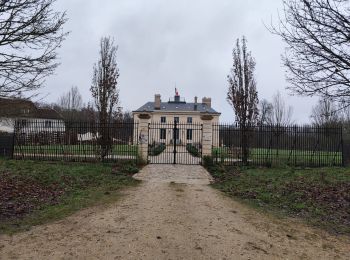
[
  {"x1": 205, "y1": 164, "x2": 350, "y2": 235},
  {"x1": 0, "y1": 159, "x2": 141, "y2": 234},
  {"x1": 14, "y1": 144, "x2": 138, "y2": 157},
  {"x1": 212, "y1": 147, "x2": 342, "y2": 166}
]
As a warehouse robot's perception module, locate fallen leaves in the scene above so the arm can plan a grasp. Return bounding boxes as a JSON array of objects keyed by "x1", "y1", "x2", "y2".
[{"x1": 0, "y1": 172, "x2": 64, "y2": 221}]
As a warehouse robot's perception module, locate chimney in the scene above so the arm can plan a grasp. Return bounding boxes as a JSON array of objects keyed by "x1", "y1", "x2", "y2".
[
  {"x1": 194, "y1": 96, "x2": 198, "y2": 111},
  {"x1": 202, "y1": 97, "x2": 211, "y2": 108},
  {"x1": 155, "y1": 94, "x2": 161, "y2": 110}
]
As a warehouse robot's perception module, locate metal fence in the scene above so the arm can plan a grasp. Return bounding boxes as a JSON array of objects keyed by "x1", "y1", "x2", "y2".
[
  {"x1": 13, "y1": 120, "x2": 138, "y2": 162},
  {"x1": 0, "y1": 132, "x2": 14, "y2": 158},
  {"x1": 148, "y1": 122, "x2": 203, "y2": 165},
  {"x1": 212, "y1": 124, "x2": 344, "y2": 167}
]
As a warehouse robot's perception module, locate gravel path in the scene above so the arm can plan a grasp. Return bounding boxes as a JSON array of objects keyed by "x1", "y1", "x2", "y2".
[{"x1": 0, "y1": 165, "x2": 349, "y2": 259}]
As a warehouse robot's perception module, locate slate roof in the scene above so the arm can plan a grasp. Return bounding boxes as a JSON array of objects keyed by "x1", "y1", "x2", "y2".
[
  {"x1": 0, "y1": 98, "x2": 35, "y2": 108},
  {"x1": 35, "y1": 108, "x2": 63, "y2": 120},
  {"x1": 0, "y1": 98, "x2": 63, "y2": 119},
  {"x1": 134, "y1": 102, "x2": 220, "y2": 114}
]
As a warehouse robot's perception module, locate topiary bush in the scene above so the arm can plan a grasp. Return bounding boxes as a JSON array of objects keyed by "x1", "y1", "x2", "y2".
[
  {"x1": 186, "y1": 144, "x2": 200, "y2": 157},
  {"x1": 203, "y1": 155, "x2": 214, "y2": 167},
  {"x1": 148, "y1": 142, "x2": 166, "y2": 156}
]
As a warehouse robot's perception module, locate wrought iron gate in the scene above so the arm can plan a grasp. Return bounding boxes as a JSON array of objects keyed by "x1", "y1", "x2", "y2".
[{"x1": 148, "y1": 122, "x2": 203, "y2": 165}]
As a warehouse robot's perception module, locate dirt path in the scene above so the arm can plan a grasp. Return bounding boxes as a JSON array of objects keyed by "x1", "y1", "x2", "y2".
[{"x1": 0, "y1": 165, "x2": 349, "y2": 260}]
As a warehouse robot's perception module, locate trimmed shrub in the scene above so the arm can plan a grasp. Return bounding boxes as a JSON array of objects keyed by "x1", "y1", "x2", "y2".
[
  {"x1": 148, "y1": 142, "x2": 166, "y2": 156},
  {"x1": 203, "y1": 155, "x2": 214, "y2": 167},
  {"x1": 186, "y1": 143, "x2": 200, "y2": 157}
]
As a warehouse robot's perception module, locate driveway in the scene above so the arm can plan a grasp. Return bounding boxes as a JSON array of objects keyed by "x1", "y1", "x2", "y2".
[{"x1": 0, "y1": 165, "x2": 349, "y2": 259}]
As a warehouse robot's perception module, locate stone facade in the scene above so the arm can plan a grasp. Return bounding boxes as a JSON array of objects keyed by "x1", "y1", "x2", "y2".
[{"x1": 133, "y1": 93, "x2": 221, "y2": 161}]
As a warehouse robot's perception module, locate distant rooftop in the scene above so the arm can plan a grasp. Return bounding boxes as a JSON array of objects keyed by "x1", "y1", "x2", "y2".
[
  {"x1": 0, "y1": 97, "x2": 63, "y2": 119},
  {"x1": 134, "y1": 93, "x2": 220, "y2": 114}
]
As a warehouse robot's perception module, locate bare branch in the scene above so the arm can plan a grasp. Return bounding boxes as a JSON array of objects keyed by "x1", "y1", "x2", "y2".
[
  {"x1": 0, "y1": 0, "x2": 68, "y2": 97},
  {"x1": 271, "y1": 0, "x2": 350, "y2": 105},
  {"x1": 227, "y1": 37, "x2": 259, "y2": 126},
  {"x1": 268, "y1": 91, "x2": 294, "y2": 126},
  {"x1": 90, "y1": 36, "x2": 120, "y2": 159},
  {"x1": 310, "y1": 97, "x2": 341, "y2": 126},
  {"x1": 227, "y1": 36, "x2": 259, "y2": 163}
]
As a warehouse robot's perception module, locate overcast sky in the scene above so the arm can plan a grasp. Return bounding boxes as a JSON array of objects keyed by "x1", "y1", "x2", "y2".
[{"x1": 44, "y1": 0, "x2": 317, "y2": 123}]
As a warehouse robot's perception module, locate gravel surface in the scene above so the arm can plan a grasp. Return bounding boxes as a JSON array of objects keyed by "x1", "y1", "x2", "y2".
[{"x1": 0, "y1": 165, "x2": 349, "y2": 259}]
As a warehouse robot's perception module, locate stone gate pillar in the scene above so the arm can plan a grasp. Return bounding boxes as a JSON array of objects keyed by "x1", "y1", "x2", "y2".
[
  {"x1": 137, "y1": 114, "x2": 151, "y2": 162},
  {"x1": 201, "y1": 114, "x2": 213, "y2": 157}
]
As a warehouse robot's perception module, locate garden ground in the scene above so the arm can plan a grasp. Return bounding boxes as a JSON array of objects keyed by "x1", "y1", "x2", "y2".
[
  {"x1": 0, "y1": 159, "x2": 140, "y2": 234},
  {"x1": 1, "y1": 164, "x2": 349, "y2": 259}
]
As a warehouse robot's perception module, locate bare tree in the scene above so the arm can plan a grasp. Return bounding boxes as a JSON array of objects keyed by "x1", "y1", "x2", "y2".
[
  {"x1": 271, "y1": 0, "x2": 350, "y2": 105},
  {"x1": 339, "y1": 99, "x2": 350, "y2": 122},
  {"x1": 54, "y1": 86, "x2": 83, "y2": 145},
  {"x1": 227, "y1": 37, "x2": 259, "y2": 164},
  {"x1": 90, "y1": 37, "x2": 120, "y2": 158},
  {"x1": 0, "y1": 0, "x2": 68, "y2": 97},
  {"x1": 80, "y1": 102, "x2": 97, "y2": 123},
  {"x1": 268, "y1": 91, "x2": 294, "y2": 126},
  {"x1": 258, "y1": 99, "x2": 273, "y2": 125},
  {"x1": 311, "y1": 98, "x2": 340, "y2": 127},
  {"x1": 58, "y1": 86, "x2": 83, "y2": 111}
]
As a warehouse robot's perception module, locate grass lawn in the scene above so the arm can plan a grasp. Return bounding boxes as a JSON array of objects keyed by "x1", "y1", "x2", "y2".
[
  {"x1": 205, "y1": 163, "x2": 350, "y2": 235},
  {"x1": 14, "y1": 144, "x2": 138, "y2": 157},
  {"x1": 0, "y1": 159, "x2": 141, "y2": 234},
  {"x1": 212, "y1": 147, "x2": 342, "y2": 166}
]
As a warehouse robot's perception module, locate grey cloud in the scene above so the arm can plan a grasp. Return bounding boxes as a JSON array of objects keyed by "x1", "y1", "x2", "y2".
[{"x1": 44, "y1": 0, "x2": 317, "y2": 123}]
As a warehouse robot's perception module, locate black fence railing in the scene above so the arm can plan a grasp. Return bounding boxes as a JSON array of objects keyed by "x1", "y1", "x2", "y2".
[
  {"x1": 212, "y1": 124, "x2": 344, "y2": 167},
  {"x1": 13, "y1": 120, "x2": 138, "y2": 162},
  {"x1": 148, "y1": 122, "x2": 203, "y2": 165},
  {"x1": 0, "y1": 132, "x2": 14, "y2": 158}
]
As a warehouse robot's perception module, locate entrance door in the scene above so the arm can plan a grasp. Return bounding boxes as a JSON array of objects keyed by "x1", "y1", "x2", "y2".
[{"x1": 148, "y1": 121, "x2": 203, "y2": 165}]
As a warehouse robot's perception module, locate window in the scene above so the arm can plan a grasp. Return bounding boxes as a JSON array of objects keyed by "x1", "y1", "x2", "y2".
[
  {"x1": 20, "y1": 119, "x2": 27, "y2": 127},
  {"x1": 174, "y1": 117, "x2": 179, "y2": 123},
  {"x1": 187, "y1": 129, "x2": 193, "y2": 140},
  {"x1": 161, "y1": 116, "x2": 166, "y2": 123},
  {"x1": 174, "y1": 129, "x2": 180, "y2": 140},
  {"x1": 187, "y1": 117, "x2": 192, "y2": 124},
  {"x1": 45, "y1": 120, "x2": 52, "y2": 128},
  {"x1": 160, "y1": 128, "x2": 166, "y2": 140}
]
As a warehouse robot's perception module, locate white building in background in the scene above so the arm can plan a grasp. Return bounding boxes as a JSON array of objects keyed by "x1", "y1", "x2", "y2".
[{"x1": 0, "y1": 98, "x2": 65, "y2": 133}]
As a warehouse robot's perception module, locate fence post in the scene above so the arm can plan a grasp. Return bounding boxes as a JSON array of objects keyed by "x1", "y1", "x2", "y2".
[
  {"x1": 11, "y1": 131, "x2": 15, "y2": 159},
  {"x1": 137, "y1": 114, "x2": 151, "y2": 163},
  {"x1": 201, "y1": 115, "x2": 213, "y2": 157},
  {"x1": 341, "y1": 126, "x2": 345, "y2": 167},
  {"x1": 173, "y1": 121, "x2": 177, "y2": 164}
]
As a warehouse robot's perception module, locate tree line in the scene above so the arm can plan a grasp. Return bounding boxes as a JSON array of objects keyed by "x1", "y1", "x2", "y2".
[
  {"x1": 39, "y1": 85, "x2": 132, "y2": 124},
  {"x1": 1, "y1": 0, "x2": 350, "y2": 158}
]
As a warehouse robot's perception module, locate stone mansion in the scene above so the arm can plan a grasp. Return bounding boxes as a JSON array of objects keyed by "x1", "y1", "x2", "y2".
[{"x1": 133, "y1": 92, "x2": 221, "y2": 146}]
